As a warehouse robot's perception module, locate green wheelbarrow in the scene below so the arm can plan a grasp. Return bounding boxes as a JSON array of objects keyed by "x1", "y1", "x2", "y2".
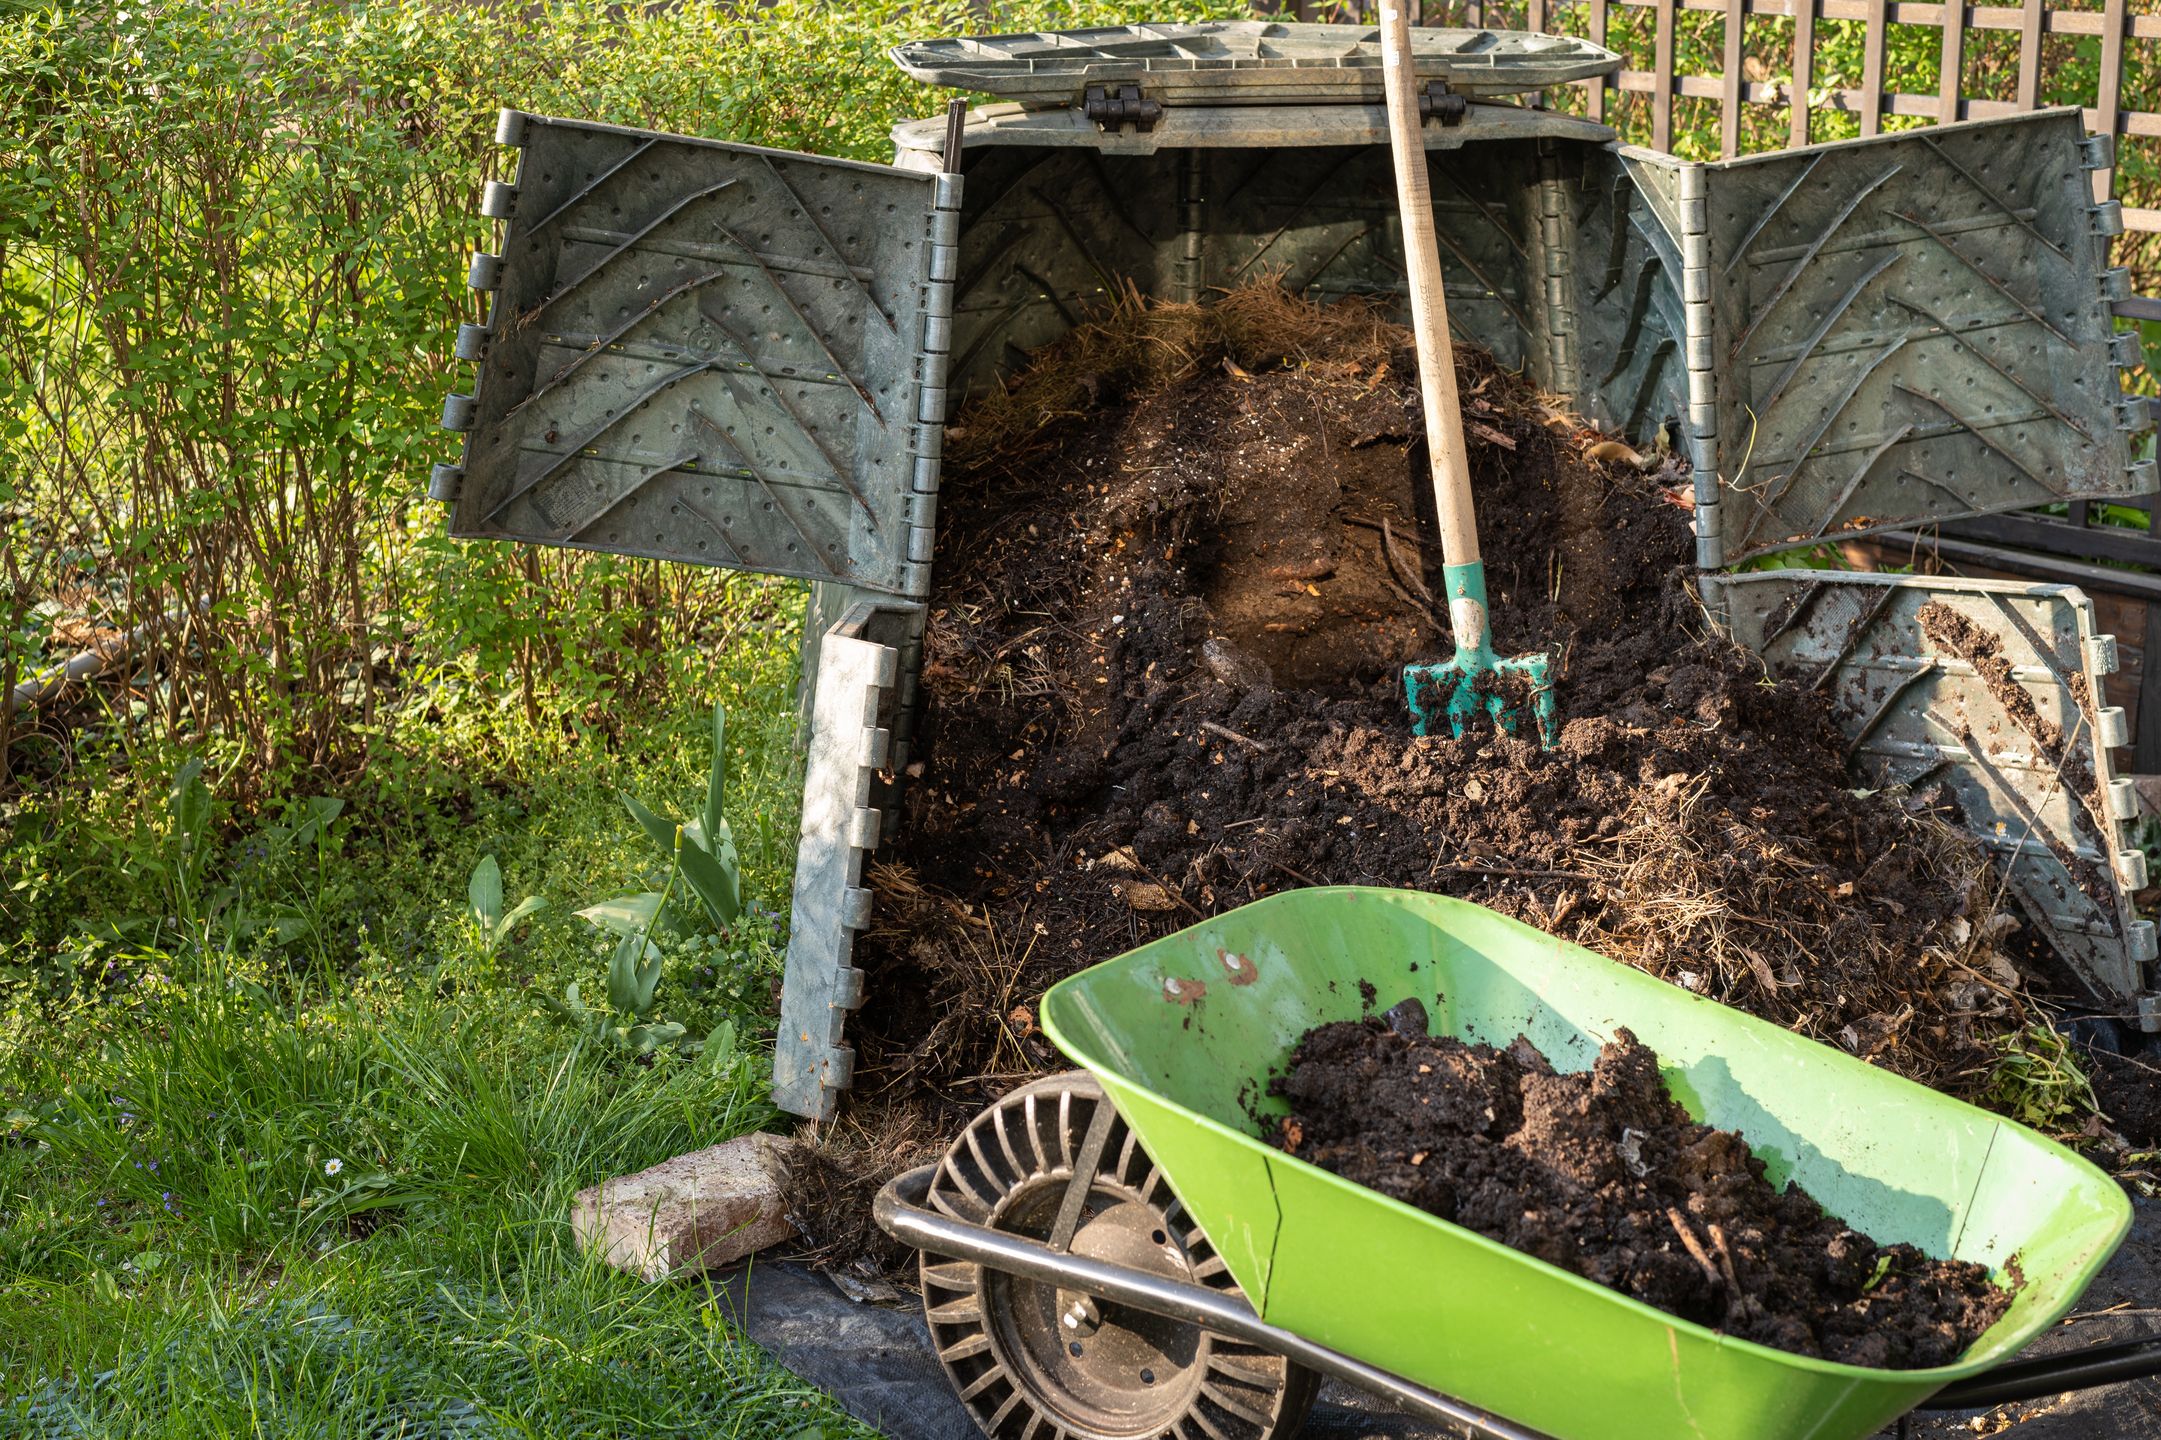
[{"x1": 874, "y1": 887, "x2": 2157, "y2": 1440}]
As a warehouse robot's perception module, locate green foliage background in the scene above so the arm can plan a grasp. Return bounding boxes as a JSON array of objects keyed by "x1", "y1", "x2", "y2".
[{"x1": 0, "y1": 0, "x2": 1245, "y2": 793}]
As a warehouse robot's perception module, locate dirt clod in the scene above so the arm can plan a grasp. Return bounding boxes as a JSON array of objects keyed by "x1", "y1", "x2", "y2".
[{"x1": 1267, "y1": 1016, "x2": 2013, "y2": 1368}]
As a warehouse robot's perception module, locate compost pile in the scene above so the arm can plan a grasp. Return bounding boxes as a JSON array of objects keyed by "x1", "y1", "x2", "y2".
[
  {"x1": 840, "y1": 283, "x2": 2022, "y2": 1133},
  {"x1": 1266, "y1": 1004, "x2": 2012, "y2": 1369}
]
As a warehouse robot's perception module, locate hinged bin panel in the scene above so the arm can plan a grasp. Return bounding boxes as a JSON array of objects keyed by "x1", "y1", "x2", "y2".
[
  {"x1": 448, "y1": 115, "x2": 953, "y2": 596},
  {"x1": 1711, "y1": 570, "x2": 2156, "y2": 1013},
  {"x1": 1694, "y1": 110, "x2": 2150, "y2": 564}
]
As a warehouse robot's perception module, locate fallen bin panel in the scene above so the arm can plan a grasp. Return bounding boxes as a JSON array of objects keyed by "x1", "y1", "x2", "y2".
[{"x1": 1711, "y1": 569, "x2": 2156, "y2": 1021}]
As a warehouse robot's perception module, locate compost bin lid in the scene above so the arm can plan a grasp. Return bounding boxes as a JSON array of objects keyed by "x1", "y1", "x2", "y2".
[{"x1": 889, "y1": 21, "x2": 1620, "y2": 106}]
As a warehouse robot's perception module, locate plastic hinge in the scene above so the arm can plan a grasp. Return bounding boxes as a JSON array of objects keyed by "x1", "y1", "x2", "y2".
[
  {"x1": 2110, "y1": 330, "x2": 2144, "y2": 367},
  {"x1": 480, "y1": 181, "x2": 518, "y2": 220},
  {"x1": 912, "y1": 454, "x2": 939, "y2": 494},
  {"x1": 427, "y1": 463, "x2": 463, "y2": 503},
  {"x1": 2120, "y1": 849, "x2": 2151, "y2": 891},
  {"x1": 833, "y1": 967, "x2": 866, "y2": 1011},
  {"x1": 454, "y1": 323, "x2": 491, "y2": 363},
  {"x1": 2131, "y1": 457, "x2": 2159, "y2": 490},
  {"x1": 1694, "y1": 518, "x2": 1725, "y2": 571},
  {"x1": 2087, "y1": 633, "x2": 2121, "y2": 675},
  {"x1": 2120, "y1": 397, "x2": 2154, "y2": 433},
  {"x1": 860, "y1": 726, "x2": 891, "y2": 770},
  {"x1": 2100, "y1": 705, "x2": 2132, "y2": 749},
  {"x1": 495, "y1": 109, "x2": 527, "y2": 148},
  {"x1": 922, "y1": 312, "x2": 951, "y2": 355},
  {"x1": 2133, "y1": 920, "x2": 2160, "y2": 966},
  {"x1": 928, "y1": 243, "x2": 958, "y2": 286},
  {"x1": 917, "y1": 387, "x2": 947, "y2": 426},
  {"x1": 2102, "y1": 267, "x2": 2135, "y2": 303},
  {"x1": 467, "y1": 252, "x2": 503, "y2": 291},
  {"x1": 907, "y1": 526, "x2": 935, "y2": 564},
  {"x1": 2093, "y1": 199, "x2": 2126, "y2": 238},
  {"x1": 847, "y1": 809, "x2": 882, "y2": 849},
  {"x1": 933, "y1": 172, "x2": 962, "y2": 210},
  {"x1": 842, "y1": 886, "x2": 873, "y2": 930},
  {"x1": 2109, "y1": 776, "x2": 2141, "y2": 820},
  {"x1": 441, "y1": 393, "x2": 476, "y2": 432},
  {"x1": 2081, "y1": 133, "x2": 2117, "y2": 171}
]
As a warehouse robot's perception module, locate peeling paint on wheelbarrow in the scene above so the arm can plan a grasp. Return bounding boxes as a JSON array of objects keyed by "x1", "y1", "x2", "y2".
[{"x1": 1038, "y1": 886, "x2": 2132, "y2": 1440}]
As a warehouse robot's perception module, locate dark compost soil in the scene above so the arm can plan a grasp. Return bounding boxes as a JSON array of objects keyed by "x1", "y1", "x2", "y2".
[
  {"x1": 1268, "y1": 1004, "x2": 2012, "y2": 1369},
  {"x1": 795, "y1": 285, "x2": 2076, "y2": 1261}
]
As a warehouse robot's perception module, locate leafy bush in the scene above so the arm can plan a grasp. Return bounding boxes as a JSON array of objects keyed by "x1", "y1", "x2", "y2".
[{"x1": 0, "y1": 0, "x2": 1244, "y2": 799}]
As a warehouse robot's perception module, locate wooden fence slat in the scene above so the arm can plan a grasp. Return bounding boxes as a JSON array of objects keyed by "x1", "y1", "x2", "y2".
[
  {"x1": 2016, "y1": 0, "x2": 2041, "y2": 110},
  {"x1": 1860, "y1": 0, "x2": 1888, "y2": 137},
  {"x1": 1597, "y1": 0, "x2": 2157, "y2": 35},
  {"x1": 1529, "y1": 0, "x2": 1548, "y2": 32},
  {"x1": 2099, "y1": 0, "x2": 2127, "y2": 201},
  {"x1": 1722, "y1": 0, "x2": 1746, "y2": 155},
  {"x1": 1588, "y1": 0, "x2": 1610, "y2": 120},
  {"x1": 1654, "y1": 0, "x2": 1676, "y2": 151},
  {"x1": 1937, "y1": 1, "x2": 1964, "y2": 125},
  {"x1": 1791, "y1": 0, "x2": 1815, "y2": 146}
]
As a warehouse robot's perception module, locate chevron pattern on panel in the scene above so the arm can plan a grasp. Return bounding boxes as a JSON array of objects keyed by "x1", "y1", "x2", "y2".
[
  {"x1": 448, "y1": 117, "x2": 940, "y2": 594},
  {"x1": 1572, "y1": 148, "x2": 1690, "y2": 447},
  {"x1": 1703, "y1": 113, "x2": 2147, "y2": 563}
]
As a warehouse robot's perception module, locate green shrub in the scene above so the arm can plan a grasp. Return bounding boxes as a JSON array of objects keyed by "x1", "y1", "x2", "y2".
[{"x1": 0, "y1": 0, "x2": 1244, "y2": 799}]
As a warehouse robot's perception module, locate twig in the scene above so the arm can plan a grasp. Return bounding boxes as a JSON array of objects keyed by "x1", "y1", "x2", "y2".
[
  {"x1": 1430, "y1": 860, "x2": 1597, "y2": 883},
  {"x1": 1705, "y1": 1221, "x2": 1742, "y2": 1294},
  {"x1": 1268, "y1": 856, "x2": 1329, "y2": 889},
  {"x1": 1199, "y1": 720, "x2": 1269, "y2": 753},
  {"x1": 1378, "y1": 517, "x2": 1436, "y2": 607},
  {"x1": 1666, "y1": 1207, "x2": 1725, "y2": 1295}
]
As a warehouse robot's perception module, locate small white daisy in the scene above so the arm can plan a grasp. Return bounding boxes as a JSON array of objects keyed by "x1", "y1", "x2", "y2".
[{"x1": 323, "y1": 1158, "x2": 343, "y2": 1177}]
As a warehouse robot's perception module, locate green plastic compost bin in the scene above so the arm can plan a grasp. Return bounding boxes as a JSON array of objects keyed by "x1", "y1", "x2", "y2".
[{"x1": 1037, "y1": 886, "x2": 2131, "y2": 1440}]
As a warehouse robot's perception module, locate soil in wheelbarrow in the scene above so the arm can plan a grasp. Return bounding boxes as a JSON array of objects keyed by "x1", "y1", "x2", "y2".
[
  {"x1": 793, "y1": 284, "x2": 2066, "y2": 1265},
  {"x1": 1267, "y1": 1007, "x2": 2013, "y2": 1369}
]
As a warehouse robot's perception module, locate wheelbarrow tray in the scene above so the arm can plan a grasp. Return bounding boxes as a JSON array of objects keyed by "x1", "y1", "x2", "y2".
[{"x1": 1037, "y1": 886, "x2": 2131, "y2": 1440}]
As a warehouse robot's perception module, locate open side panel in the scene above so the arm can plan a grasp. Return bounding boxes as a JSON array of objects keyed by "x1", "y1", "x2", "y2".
[
  {"x1": 434, "y1": 112, "x2": 959, "y2": 598},
  {"x1": 1713, "y1": 570, "x2": 2157, "y2": 1023},
  {"x1": 775, "y1": 603, "x2": 909, "y2": 1119},
  {"x1": 1571, "y1": 145, "x2": 1692, "y2": 461},
  {"x1": 1692, "y1": 110, "x2": 2152, "y2": 565}
]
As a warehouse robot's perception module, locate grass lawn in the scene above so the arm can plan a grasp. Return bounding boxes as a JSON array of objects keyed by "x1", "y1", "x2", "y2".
[{"x1": 0, "y1": 580, "x2": 878, "y2": 1438}]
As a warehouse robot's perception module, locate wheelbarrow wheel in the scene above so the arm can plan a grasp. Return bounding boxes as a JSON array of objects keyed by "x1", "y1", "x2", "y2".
[{"x1": 921, "y1": 1071, "x2": 1319, "y2": 1440}]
